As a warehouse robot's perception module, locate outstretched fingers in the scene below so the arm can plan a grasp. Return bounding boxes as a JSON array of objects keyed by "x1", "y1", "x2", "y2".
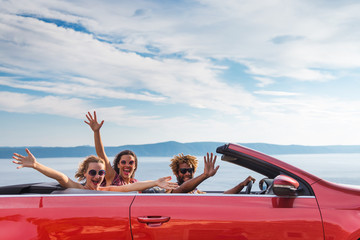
[
  {"x1": 13, "y1": 163, "x2": 24, "y2": 169},
  {"x1": 166, "y1": 182, "x2": 179, "y2": 190},
  {"x1": 93, "y1": 111, "x2": 98, "y2": 122},
  {"x1": 13, "y1": 152, "x2": 24, "y2": 159},
  {"x1": 25, "y1": 148, "x2": 35, "y2": 158},
  {"x1": 162, "y1": 176, "x2": 172, "y2": 181},
  {"x1": 84, "y1": 111, "x2": 94, "y2": 125},
  {"x1": 157, "y1": 176, "x2": 171, "y2": 184},
  {"x1": 204, "y1": 152, "x2": 217, "y2": 164},
  {"x1": 12, "y1": 153, "x2": 25, "y2": 169},
  {"x1": 203, "y1": 152, "x2": 219, "y2": 177},
  {"x1": 157, "y1": 176, "x2": 178, "y2": 189},
  {"x1": 84, "y1": 111, "x2": 104, "y2": 131},
  {"x1": 12, "y1": 148, "x2": 36, "y2": 169}
]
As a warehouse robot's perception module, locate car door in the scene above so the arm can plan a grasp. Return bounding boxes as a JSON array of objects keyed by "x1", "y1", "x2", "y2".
[
  {"x1": 0, "y1": 193, "x2": 135, "y2": 240},
  {"x1": 130, "y1": 194, "x2": 324, "y2": 240},
  {"x1": 0, "y1": 196, "x2": 42, "y2": 240}
]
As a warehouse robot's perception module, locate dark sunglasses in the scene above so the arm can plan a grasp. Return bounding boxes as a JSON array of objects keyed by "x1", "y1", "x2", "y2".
[
  {"x1": 179, "y1": 168, "x2": 194, "y2": 174},
  {"x1": 120, "y1": 160, "x2": 135, "y2": 165},
  {"x1": 88, "y1": 169, "x2": 106, "y2": 177}
]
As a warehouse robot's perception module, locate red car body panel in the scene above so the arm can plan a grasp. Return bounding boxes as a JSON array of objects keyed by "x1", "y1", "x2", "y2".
[
  {"x1": 131, "y1": 195, "x2": 323, "y2": 240},
  {"x1": 311, "y1": 180, "x2": 360, "y2": 240},
  {"x1": 0, "y1": 197, "x2": 41, "y2": 240},
  {"x1": 0, "y1": 195, "x2": 135, "y2": 240},
  {"x1": 0, "y1": 143, "x2": 359, "y2": 240}
]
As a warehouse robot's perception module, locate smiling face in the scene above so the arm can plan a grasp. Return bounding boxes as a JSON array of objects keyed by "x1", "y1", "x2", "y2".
[
  {"x1": 176, "y1": 162, "x2": 195, "y2": 185},
  {"x1": 84, "y1": 162, "x2": 106, "y2": 190},
  {"x1": 170, "y1": 154, "x2": 198, "y2": 184},
  {"x1": 117, "y1": 154, "x2": 136, "y2": 182}
]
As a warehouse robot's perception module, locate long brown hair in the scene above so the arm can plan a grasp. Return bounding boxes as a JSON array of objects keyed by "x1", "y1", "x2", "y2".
[{"x1": 113, "y1": 150, "x2": 138, "y2": 179}]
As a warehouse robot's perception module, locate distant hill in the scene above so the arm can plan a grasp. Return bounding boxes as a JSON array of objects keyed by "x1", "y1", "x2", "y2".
[{"x1": 1, "y1": 141, "x2": 360, "y2": 158}]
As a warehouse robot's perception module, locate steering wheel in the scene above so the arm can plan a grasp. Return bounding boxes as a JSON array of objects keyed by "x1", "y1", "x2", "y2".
[{"x1": 245, "y1": 180, "x2": 253, "y2": 194}]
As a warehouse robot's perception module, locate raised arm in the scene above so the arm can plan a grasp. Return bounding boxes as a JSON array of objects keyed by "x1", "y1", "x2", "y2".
[
  {"x1": 100, "y1": 176, "x2": 178, "y2": 192},
  {"x1": 85, "y1": 111, "x2": 116, "y2": 184},
  {"x1": 172, "y1": 152, "x2": 219, "y2": 193},
  {"x1": 223, "y1": 176, "x2": 255, "y2": 194},
  {"x1": 12, "y1": 148, "x2": 81, "y2": 189}
]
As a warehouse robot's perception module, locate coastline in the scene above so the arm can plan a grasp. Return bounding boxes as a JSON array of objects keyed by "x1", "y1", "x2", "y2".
[{"x1": 2, "y1": 141, "x2": 360, "y2": 158}]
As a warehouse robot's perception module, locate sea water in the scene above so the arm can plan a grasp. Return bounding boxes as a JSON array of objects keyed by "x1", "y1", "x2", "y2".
[{"x1": 1, "y1": 153, "x2": 359, "y2": 191}]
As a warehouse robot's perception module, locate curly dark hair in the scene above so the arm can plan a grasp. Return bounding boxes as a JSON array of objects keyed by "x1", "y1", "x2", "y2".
[
  {"x1": 169, "y1": 153, "x2": 198, "y2": 176},
  {"x1": 113, "y1": 150, "x2": 138, "y2": 179},
  {"x1": 75, "y1": 155, "x2": 105, "y2": 181}
]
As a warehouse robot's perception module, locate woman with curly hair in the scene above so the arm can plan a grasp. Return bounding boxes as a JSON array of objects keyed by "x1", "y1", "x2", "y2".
[
  {"x1": 85, "y1": 111, "x2": 138, "y2": 186},
  {"x1": 12, "y1": 148, "x2": 177, "y2": 192}
]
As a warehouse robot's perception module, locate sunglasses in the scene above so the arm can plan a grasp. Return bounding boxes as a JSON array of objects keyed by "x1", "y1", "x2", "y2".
[
  {"x1": 120, "y1": 160, "x2": 135, "y2": 165},
  {"x1": 179, "y1": 168, "x2": 194, "y2": 174},
  {"x1": 88, "y1": 169, "x2": 106, "y2": 177}
]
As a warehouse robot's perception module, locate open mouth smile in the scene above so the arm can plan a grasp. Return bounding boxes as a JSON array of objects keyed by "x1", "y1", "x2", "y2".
[
  {"x1": 91, "y1": 179, "x2": 101, "y2": 185},
  {"x1": 122, "y1": 168, "x2": 132, "y2": 176}
]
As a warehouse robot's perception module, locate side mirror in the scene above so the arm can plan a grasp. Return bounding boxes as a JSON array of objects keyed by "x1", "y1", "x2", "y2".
[
  {"x1": 273, "y1": 175, "x2": 299, "y2": 196},
  {"x1": 259, "y1": 178, "x2": 273, "y2": 191}
]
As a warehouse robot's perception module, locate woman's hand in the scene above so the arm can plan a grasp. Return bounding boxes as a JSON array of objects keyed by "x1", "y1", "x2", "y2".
[
  {"x1": 156, "y1": 176, "x2": 179, "y2": 190},
  {"x1": 12, "y1": 148, "x2": 37, "y2": 169},
  {"x1": 84, "y1": 111, "x2": 104, "y2": 132}
]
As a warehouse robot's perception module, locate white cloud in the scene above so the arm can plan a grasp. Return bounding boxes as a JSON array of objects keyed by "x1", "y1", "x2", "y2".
[
  {"x1": 0, "y1": 10, "x2": 258, "y2": 114},
  {"x1": 254, "y1": 91, "x2": 300, "y2": 97},
  {"x1": 1, "y1": 0, "x2": 360, "y2": 146},
  {"x1": 0, "y1": 91, "x2": 89, "y2": 117},
  {"x1": 3, "y1": 1, "x2": 360, "y2": 84},
  {"x1": 254, "y1": 77, "x2": 274, "y2": 87},
  {"x1": 0, "y1": 77, "x2": 167, "y2": 102}
]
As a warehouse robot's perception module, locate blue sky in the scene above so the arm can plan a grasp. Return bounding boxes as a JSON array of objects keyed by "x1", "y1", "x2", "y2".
[{"x1": 1, "y1": 0, "x2": 360, "y2": 147}]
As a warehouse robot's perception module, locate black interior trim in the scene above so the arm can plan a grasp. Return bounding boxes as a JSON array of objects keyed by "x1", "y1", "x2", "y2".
[{"x1": 0, "y1": 182, "x2": 64, "y2": 195}]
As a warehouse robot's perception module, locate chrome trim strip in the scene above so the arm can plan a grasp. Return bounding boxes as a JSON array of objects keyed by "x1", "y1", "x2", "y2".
[
  {"x1": 0, "y1": 193, "x2": 315, "y2": 198},
  {"x1": 137, "y1": 194, "x2": 315, "y2": 198},
  {"x1": 0, "y1": 192, "x2": 139, "y2": 198}
]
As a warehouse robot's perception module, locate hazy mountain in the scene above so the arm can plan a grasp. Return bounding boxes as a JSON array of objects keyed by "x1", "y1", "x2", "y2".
[{"x1": 1, "y1": 141, "x2": 360, "y2": 158}]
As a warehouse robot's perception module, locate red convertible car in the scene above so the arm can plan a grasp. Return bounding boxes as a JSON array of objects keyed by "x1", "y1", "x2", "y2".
[{"x1": 1, "y1": 143, "x2": 359, "y2": 240}]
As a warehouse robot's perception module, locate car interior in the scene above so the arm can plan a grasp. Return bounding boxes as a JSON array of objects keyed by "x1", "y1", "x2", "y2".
[{"x1": 219, "y1": 153, "x2": 313, "y2": 196}]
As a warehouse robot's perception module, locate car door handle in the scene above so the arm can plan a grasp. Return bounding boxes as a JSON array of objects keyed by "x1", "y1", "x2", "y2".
[{"x1": 137, "y1": 216, "x2": 170, "y2": 227}]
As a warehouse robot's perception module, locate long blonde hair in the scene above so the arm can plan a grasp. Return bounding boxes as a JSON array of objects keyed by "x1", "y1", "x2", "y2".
[{"x1": 75, "y1": 155, "x2": 105, "y2": 181}]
